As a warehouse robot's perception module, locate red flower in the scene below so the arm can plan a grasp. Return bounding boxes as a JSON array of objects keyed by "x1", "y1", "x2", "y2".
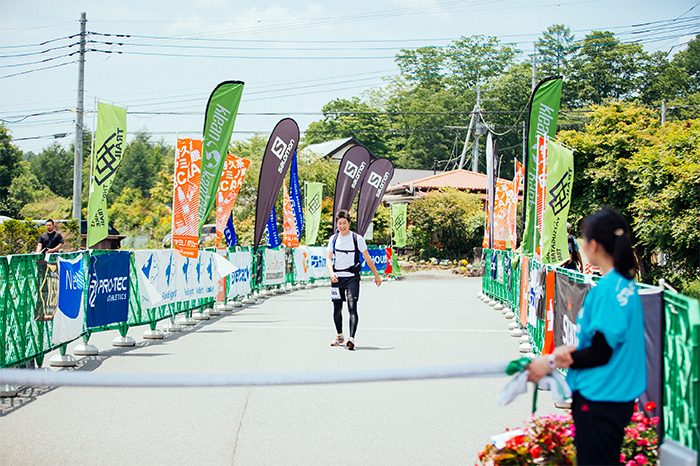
[
  {"x1": 634, "y1": 453, "x2": 648, "y2": 464},
  {"x1": 650, "y1": 416, "x2": 660, "y2": 426},
  {"x1": 637, "y1": 423, "x2": 647, "y2": 432},
  {"x1": 620, "y1": 453, "x2": 627, "y2": 462},
  {"x1": 529, "y1": 445, "x2": 542, "y2": 458},
  {"x1": 637, "y1": 438, "x2": 650, "y2": 447},
  {"x1": 625, "y1": 461, "x2": 637, "y2": 466},
  {"x1": 644, "y1": 401, "x2": 656, "y2": 411}
]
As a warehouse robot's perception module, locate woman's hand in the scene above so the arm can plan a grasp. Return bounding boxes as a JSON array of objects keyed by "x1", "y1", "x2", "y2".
[
  {"x1": 330, "y1": 273, "x2": 339, "y2": 283},
  {"x1": 526, "y1": 358, "x2": 551, "y2": 383},
  {"x1": 553, "y1": 345, "x2": 576, "y2": 368}
]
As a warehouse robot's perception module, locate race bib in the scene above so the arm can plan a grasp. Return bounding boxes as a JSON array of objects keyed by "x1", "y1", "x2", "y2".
[{"x1": 330, "y1": 288, "x2": 341, "y2": 300}]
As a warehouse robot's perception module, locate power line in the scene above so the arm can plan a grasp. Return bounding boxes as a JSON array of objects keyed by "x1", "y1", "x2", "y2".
[
  {"x1": 0, "y1": 52, "x2": 79, "y2": 68},
  {"x1": 0, "y1": 42, "x2": 79, "y2": 58},
  {"x1": 0, "y1": 60, "x2": 77, "y2": 80},
  {"x1": 0, "y1": 33, "x2": 79, "y2": 49}
]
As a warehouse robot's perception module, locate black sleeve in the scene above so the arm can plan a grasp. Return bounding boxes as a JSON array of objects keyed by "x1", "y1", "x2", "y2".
[
  {"x1": 56, "y1": 233, "x2": 64, "y2": 244},
  {"x1": 570, "y1": 331, "x2": 613, "y2": 369}
]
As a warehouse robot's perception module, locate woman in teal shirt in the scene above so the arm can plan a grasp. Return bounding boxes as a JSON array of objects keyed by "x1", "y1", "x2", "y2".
[{"x1": 528, "y1": 208, "x2": 646, "y2": 466}]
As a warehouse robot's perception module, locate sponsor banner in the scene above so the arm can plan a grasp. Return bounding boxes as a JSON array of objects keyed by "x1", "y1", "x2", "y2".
[
  {"x1": 522, "y1": 77, "x2": 563, "y2": 254},
  {"x1": 639, "y1": 288, "x2": 665, "y2": 438},
  {"x1": 333, "y1": 145, "x2": 370, "y2": 220},
  {"x1": 224, "y1": 213, "x2": 237, "y2": 247},
  {"x1": 527, "y1": 265, "x2": 546, "y2": 327},
  {"x1": 535, "y1": 136, "x2": 548, "y2": 258},
  {"x1": 282, "y1": 184, "x2": 300, "y2": 248},
  {"x1": 542, "y1": 269, "x2": 556, "y2": 354},
  {"x1": 361, "y1": 248, "x2": 388, "y2": 274},
  {"x1": 87, "y1": 102, "x2": 127, "y2": 247},
  {"x1": 266, "y1": 205, "x2": 281, "y2": 248},
  {"x1": 197, "y1": 251, "x2": 218, "y2": 299},
  {"x1": 385, "y1": 247, "x2": 393, "y2": 275},
  {"x1": 215, "y1": 153, "x2": 251, "y2": 248},
  {"x1": 509, "y1": 160, "x2": 525, "y2": 248},
  {"x1": 356, "y1": 158, "x2": 394, "y2": 236},
  {"x1": 253, "y1": 118, "x2": 300, "y2": 249},
  {"x1": 541, "y1": 140, "x2": 574, "y2": 264},
  {"x1": 289, "y1": 151, "x2": 304, "y2": 238},
  {"x1": 87, "y1": 251, "x2": 130, "y2": 328},
  {"x1": 198, "y1": 81, "x2": 245, "y2": 232},
  {"x1": 391, "y1": 203, "x2": 407, "y2": 248},
  {"x1": 518, "y1": 256, "x2": 530, "y2": 325},
  {"x1": 553, "y1": 272, "x2": 590, "y2": 347},
  {"x1": 263, "y1": 248, "x2": 286, "y2": 286},
  {"x1": 53, "y1": 254, "x2": 85, "y2": 345},
  {"x1": 173, "y1": 138, "x2": 202, "y2": 258},
  {"x1": 308, "y1": 247, "x2": 330, "y2": 278},
  {"x1": 227, "y1": 250, "x2": 253, "y2": 298},
  {"x1": 293, "y1": 247, "x2": 311, "y2": 282},
  {"x1": 483, "y1": 179, "x2": 512, "y2": 250},
  {"x1": 304, "y1": 182, "x2": 323, "y2": 245},
  {"x1": 134, "y1": 250, "x2": 178, "y2": 308},
  {"x1": 217, "y1": 249, "x2": 227, "y2": 303},
  {"x1": 35, "y1": 259, "x2": 59, "y2": 321}
]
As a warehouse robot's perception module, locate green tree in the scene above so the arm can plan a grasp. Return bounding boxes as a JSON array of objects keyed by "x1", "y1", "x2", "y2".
[
  {"x1": 673, "y1": 34, "x2": 700, "y2": 93},
  {"x1": 0, "y1": 219, "x2": 38, "y2": 255},
  {"x1": 108, "y1": 131, "x2": 171, "y2": 201},
  {"x1": 536, "y1": 24, "x2": 575, "y2": 76},
  {"x1": 0, "y1": 125, "x2": 25, "y2": 216},
  {"x1": 3, "y1": 161, "x2": 40, "y2": 217},
  {"x1": 395, "y1": 46, "x2": 446, "y2": 87},
  {"x1": 30, "y1": 143, "x2": 74, "y2": 198},
  {"x1": 639, "y1": 51, "x2": 689, "y2": 104},
  {"x1": 445, "y1": 35, "x2": 520, "y2": 91}
]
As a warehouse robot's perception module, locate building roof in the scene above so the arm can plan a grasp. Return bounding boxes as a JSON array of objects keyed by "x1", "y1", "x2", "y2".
[
  {"x1": 386, "y1": 169, "x2": 493, "y2": 193},
  {"x1": 389, "y1": 168, "x2": 435, "y2": 187},
  {"x1": 301, "y1": 137, "x2": 359, "y2": 160}
]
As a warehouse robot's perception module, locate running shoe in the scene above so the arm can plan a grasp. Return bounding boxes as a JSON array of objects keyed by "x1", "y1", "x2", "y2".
[
  {"x1": 346, "y1": 337, "x2": 355, "y2": 351},
  {"x1": 331, "y1": 335, "x2": 345, "y2": 347}
]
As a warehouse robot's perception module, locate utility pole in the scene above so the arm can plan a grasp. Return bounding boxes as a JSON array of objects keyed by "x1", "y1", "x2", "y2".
[
  {"x1": 472, "y1": 85, "x2": 484, "y2": 173},
  {"x1": 661, "y1": 99, "x2": 667, "y2": 125},
  {"x1": 72, "y1": 12, "x2": 87, "y2": 221},
  {"x1": 522, "y1": 120, "x2": 527, "y2": 165},
  {"x1": 531, "y1": 43, "x2": 537, "y2": 90}
]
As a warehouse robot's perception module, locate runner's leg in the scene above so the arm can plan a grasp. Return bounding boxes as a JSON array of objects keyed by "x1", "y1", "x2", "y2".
[{"x1": 333, "y1": 300, "x2": 343, "y2": 334}]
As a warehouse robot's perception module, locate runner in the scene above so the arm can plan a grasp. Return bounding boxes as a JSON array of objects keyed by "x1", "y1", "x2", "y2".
[{"x1": 326, "y1": 209, "x2": 382, "y2": 351}]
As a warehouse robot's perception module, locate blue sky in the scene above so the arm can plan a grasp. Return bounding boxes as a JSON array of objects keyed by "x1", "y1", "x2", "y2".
[{"x1": 0, "y1": 0, "x2": 694, "y2": 153}]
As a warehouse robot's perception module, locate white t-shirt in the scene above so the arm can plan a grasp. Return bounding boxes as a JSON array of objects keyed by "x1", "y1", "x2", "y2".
[{"x1": 327, "y1": 231, "x2": 368, "y2": 277}]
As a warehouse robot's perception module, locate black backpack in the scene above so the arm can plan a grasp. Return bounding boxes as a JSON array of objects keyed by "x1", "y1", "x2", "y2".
[{"x1": 331, "y1": 232, "x2": 361, "y2": 276}]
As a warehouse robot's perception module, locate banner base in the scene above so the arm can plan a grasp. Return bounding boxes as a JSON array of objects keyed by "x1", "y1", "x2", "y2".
[
  {"x1": 165, "y1": 322, "x2": 182, "y2": 332},
  {"x1": 193, "y1": 311, "x2": 210, "y2": 321},
  {"x1": 143, "y1": 329, "x2": 164, "y2": 340},
  {"x1": 112, "y1": 336, "x2": 136, "y2": 347},
  {"x1": 74, "y1": 343, "x2": 99, "y2": 356},
  {"x1": 0, "y1": 384, "x2": 18, "y2": 398},
  {"x1": 49, "y1": 354, "x2": 77, "y2": 367},
  {"x1": 177, "y1": 317, "x2": 197, "y2": 326}
]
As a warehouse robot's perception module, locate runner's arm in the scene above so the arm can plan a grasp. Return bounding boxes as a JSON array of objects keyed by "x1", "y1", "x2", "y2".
[
  {"x1": 361, "y1": 249, "x2": 382, "y2": 286},
  {"x1": 327, "y1": 250, "x2": 338, "y2": 282}
]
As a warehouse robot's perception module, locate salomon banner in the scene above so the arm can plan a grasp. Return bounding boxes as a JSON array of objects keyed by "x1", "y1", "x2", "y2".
[
  {"x1": 356, "y1": 158, "x2": 394, "y2": 236},
  {"x1": 52, "y1": 254, "x2": 85, "y2": 345},
  {"x1": 308, "y1": 247, "x2": 329, "y2": 278},
  {"x1": 521, "y1": 77, "x2": 562, "y2": 254},
  {"x1": 293, "y1": 247, "x2": 311, "y2": 282},
  {"x1": 289, "y1": 151, "x2": 304, "y2": 238},
  {"x1": 263, "y1": 248, "x2": 286, "y2": 286},
  {"x1": 333, "y1": 144, "x2": 370, "y2": 220},
  {"x1": 227, "y1": 250, "x2": 252, "y2": 298},
  {"x1": 554, "y1": 273, "x2": 589, "y2": 347},
  {"x1": 134, "y1": 250, "x2": 178, "y2": 307},
  {"x1": 86, "y1": 251, "x2": 130, "y2": 327},
  {"x1": 173, "y1": 138, "x2": 202, "y2": 258},
  {"x1": 198, "y1": 81, "x2": 244, "y2": 233},
  {"x1": 266, "y1": 205, "x2": 281, "y2": 248},
  {"x1": 282, "y1": 184, "x2": 300, "y2": 247},
  {"x1": 391, "y1": 203, "x2": 407, "y2": 248},
  {"x1": 87, "y1": 101, "x2": 127, "y2": 248},
  {"x1": 215, "y1": 153, "x2": 251, "y2": 247},
  {"x1": 253, "y1": 118, "x2": 300, "y2": 249},
  {"x1": 361, "y1": 248, "x2": 388, "y2": 274},
  {"x1": 541, "y1": 140, "x2": 574, "y2": 264},
  {"x1": 304, "y1": 182, "x2": 323, "y2": 245}
]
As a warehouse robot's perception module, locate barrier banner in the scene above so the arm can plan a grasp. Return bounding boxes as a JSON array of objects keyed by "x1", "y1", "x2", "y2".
[
  {"x1": 518, "y1": 256, "x2": 530, "y2": 325},
  {"x1": 356, "y1": 158, "x2": 394, "y2": 236},
  {"x1": 639, "y1": 288, "x2": 665, "y2": 438},
  {"x1": 173, "y1": 138, "x2": 202, "y2": 258},
  {"x1": 86, "y1": 251, "x2": 130, "y2": 327},
  {"x1": 333, "y1": 145, "x2": 370, "y2": 220},
  {"x1": 87, "y1": 102, "x2": 127, "y2": 247},
  {"x1": 263, "y1": 248, "x2": 286, "y2": 286},
  {"x1": 253, "y1": 118, "x2": 300, "y2": 249},
  {"x1": 527, "y1": 265, "x2": 546, "y2": 326},
  {"x1": 215, "y1": 153, "x2": 251, "y2": 248},
  {"x1": 35, "y1": 260, "x2": 58, "y2": 321},
  {"x1": 361, "y1": 248, "x2": 388, "y2": 274},
  {"x1": 553, "y1": 273, "x2": 589, "y2": 347},
  {"x1": 522, "y1": 76, "x2": 562, "y2": 254},
  {"x1": 293, "y1": 247, "x2": 311, "y2": 282},
  {"x1": 542, "y1": 270, "x2": 556, "y2": 354},
  {"x1": 134, "y1": 250, "x2": 178, "y2": 308},
  {"x1": 198, "y1": 81, "x2": 244, "y2": 232},
  {"x1": 217, "y1": 249, "x2": 227, "y2": 303},
  {"x1": 391, "y1": 203, "x2": 407, "y2": 248},
  {"x1": 176, "y1": 254, "x2": 197, "y2": 300},
  {"x1": 282, "y1": 184, "x2": 300, "y2": 248},
  {"x1": 52, "y1": 254, "x2": 84, "y2": 344},
  {"x1": 290, "y1": 151, "x2": 304, "y2": 238},
  {"x1": 541, "y1": 140, "x2": 574, "y2": 264},
  {"x1": 304, "y1": 182, "x2": 323, "y2": 245},
  {"x1": 308, "y1": 247, "x2": 329, "y2": 278},
  {"x1": 227, "y1": 251, "x2": 252, "y2": 298},
  {"x1": 197, "y1": 251, "x2": 217, "y2": 299}
]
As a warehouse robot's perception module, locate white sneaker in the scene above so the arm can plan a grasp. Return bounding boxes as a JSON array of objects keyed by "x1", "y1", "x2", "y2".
[{"x1": 346, "y1": 337, "x2": 355, "y2": 351}]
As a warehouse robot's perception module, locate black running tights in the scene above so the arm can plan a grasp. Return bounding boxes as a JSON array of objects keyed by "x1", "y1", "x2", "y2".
[{"x1": 333, "y1": 299, "x2": 358, "y2": 338}]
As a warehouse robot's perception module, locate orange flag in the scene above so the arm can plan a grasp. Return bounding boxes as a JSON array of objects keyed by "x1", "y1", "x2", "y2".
[
  {"x1": 173, "y1": 138, "x2": 202, "y2": 259},
  {"x1": 282, "y1": 184, "x2": 300, "y2": 248},
  {"x1": 215, "y1": 153, "x2": 251, "y2": 248}
]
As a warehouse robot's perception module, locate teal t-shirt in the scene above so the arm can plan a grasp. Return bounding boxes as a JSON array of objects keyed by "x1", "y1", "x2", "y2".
[{"x1": 566, "y1": 269, "x2": 646, "y2": 402}]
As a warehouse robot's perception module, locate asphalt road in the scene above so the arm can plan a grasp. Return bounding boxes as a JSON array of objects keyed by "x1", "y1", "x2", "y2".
[{"x1": 0, "y1": 271, "x2": 556, "y2": 465}]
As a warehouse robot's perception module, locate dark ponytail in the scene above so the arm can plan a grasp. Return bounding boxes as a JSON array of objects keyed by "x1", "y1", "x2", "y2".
[{"x1": 581, "y1": 208, "x2": 638, "y2": 279}]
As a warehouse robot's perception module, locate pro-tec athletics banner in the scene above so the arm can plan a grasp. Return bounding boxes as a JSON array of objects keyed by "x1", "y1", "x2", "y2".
[
  {"x1": 521, "y1": 77, "x2": 562, "y2": 254},
  {"x1": 391, "y1": 203, "x2": 407, "y2": 248},
  {"x1": 173, "y1": 138, "x2": 202, "y2": 258},
  {"x1": 304, "y1": 182, "x2": 323, "y2": 245},
  {"x1": 198, "y1": 81, "x2": 244, "y2": 233},
  {"x1": 215, "y1": 153, "x2": 250, "y2": 248},
  {"x1": 52, "y1": 254, "x2": 85, "y2": 345},
  {"x1": 87, "y1": 101, "x2": 127, "y2": 248},
  {"x1": 86, "y1": 251, "x2": 130, "y2": 327},
  {"x1": 356, "y1": 158, "x2": 394, "y2": 236},
  {"x1": 253, "y1": 118, "x2": 300, "y2": 249},
  {"x1": 540, "y1": 140, "x2": 574, "y2": 264},
  {"x1": 333, "y1": 145, "x2": 370, "y2": 220}
]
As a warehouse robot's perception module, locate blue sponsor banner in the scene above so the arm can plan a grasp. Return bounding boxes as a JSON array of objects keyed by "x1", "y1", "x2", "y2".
[
  {"x1": 224, "y1": 213, "x2": 237, "y2": 247},
  {"x1": 266, "y1": 205, "x2": 281, "y2": 249},
  {"x1": 361, "y1": 248, "x2": 388, "y2": 274},
  {"x1": 87, "y1": 251, "x2": 130, "y2": 327},
  {"x1": 290, "y1": 151, "x2": 304, "y2": 238}
]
